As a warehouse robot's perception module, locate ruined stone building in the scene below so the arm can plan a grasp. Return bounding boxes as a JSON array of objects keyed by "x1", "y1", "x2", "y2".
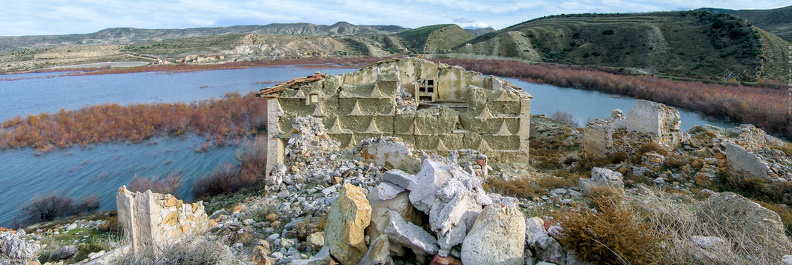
[{"x1": 258, "y1": 58, "x2": 532, "y2": 173}]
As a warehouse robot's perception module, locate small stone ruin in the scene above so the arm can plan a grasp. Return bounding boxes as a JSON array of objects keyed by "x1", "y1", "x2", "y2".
[
  {"x1": 116, "y1": 186, "x2": 212, "y2": 255},
  {"x1": 583, "y1": 99, "x2": 682, "y2": 157}
]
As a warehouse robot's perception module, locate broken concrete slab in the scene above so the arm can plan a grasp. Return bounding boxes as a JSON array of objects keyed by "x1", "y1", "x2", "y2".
[
  {"x1": 384, "y1": 212, "x2": 438, "y2": 256},
  {"x1": 382, "y1": 169, "x2": 418, "y2": 189},
  {"x1": 408, "y1": 159, "x2": 453, "y2": 214},
  {"x1": 429, "y1": 192, "x2": 482, "y2": 251}
]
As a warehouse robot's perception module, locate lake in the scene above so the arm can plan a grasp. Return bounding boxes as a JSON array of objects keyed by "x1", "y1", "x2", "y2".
[{"x1": 0, "y1": 66, "x2": 734, "y2": 226}]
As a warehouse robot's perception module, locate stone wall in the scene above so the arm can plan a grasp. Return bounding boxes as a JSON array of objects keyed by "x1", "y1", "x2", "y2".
[
  {"x1": 583, "y1": 100, "x2": 681, "y2": 157},
  {"x1": 116, "y1": 186, "x2": 212, "y2": 255},
  {"x1": 262, "y1": 58, "x2": 532, "y2": 173}
]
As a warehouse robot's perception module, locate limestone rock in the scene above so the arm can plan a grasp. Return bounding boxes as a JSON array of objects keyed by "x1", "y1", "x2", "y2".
[
  {"x1": 358, "y1": 137, "x2": 419, "y2": 170},
  {"x1": 408, "y1": 159, "x2": 453, "y2": 213},
  {"x1": 696, "y1": 192, "x2": 792, "y2": 254},
  {"x1": 382, "y1": 170, "x2": 418, "y2": 189},
  {"x1": 0, "y1": 230, "x2": 40, "y2": 260},
  {"x1": 385, "y1": 212, "x2": 438, "y2": 256},
  {"x1": 525, "y1": 217, "x2": 565, "y2": 264},
  {"x1": 724, "y1": 142, "x2": 770, "y2": 179},
  {"x1": 579, "y1": 167, "x2": 624, "y2": 194},
  {"x1": 306, "y1": 232, "x2": 325, "y2": 250},
  {"x1": 365, "y1": 189, "x2": 420, "y2": 256},
  {"x1": 325, "y1": 184, "x2": 372, "y2": 265},
  {"x1": 429, "y1": 192, "x2": 481, "y2": 250},
  {"x1": 49, "y1": 245, "x2": 77, "y2": 260},
  {"x1": 461, "y1": 204, "x2": 525, "y2": 265},
  {"x1": 783, "y1": 255, "x2": 792, "y2": 265},
  {"x1": 359, "y1": 235, "x2": 393, "y2": 265}
]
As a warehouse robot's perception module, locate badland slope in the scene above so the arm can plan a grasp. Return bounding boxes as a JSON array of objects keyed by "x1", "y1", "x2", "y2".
[{"x1": 460, "y1": 11, "x2": 791, "y2": 81}]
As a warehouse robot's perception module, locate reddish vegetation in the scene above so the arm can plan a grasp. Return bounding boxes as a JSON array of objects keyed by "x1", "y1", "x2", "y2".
[
  {"x1": 128, "y1": 173, "x2": 184, "y2": 197},
  {"x1": 191, "y1": 136, "x2": 268, "y2": 198},
  {"x1": 432, "y1": 59, "x2": 791, "y2": 137},
  {"x1": 63, "y1": 57, "x2": 390, "y2": 76},
  {"x1": 0, "y1": 92, "x2": 267, "y2": 153}
]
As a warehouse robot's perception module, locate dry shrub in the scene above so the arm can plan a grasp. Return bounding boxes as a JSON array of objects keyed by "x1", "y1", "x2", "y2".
[
  {"x1": 236, "y1": 136, "x2": 268, "y2": 185},
  {"x1": 15, "y1": 191, "x2": 101, "y2": 227},
  {"x1": 664, "y1": 153, "x2": 691, "y2": 168},
  {"x1": 115, "y1": 237, "x2": 236, "y2": 265},
  {"x1": 550, "y1": 111, "x2": 580, "y2": 128},
  {"x1": 128, "y1": 173, "x2": 183, "y2": 197},
  {"x1": 771, "y1": 143, "x2": 792, "y2": 155},
  {"x1": 191, "y1": 163, "x2": 254, "y2": 199},
  {"x1": 555, "y1": 193, "x2": 666, "y2": 265},
  {"x1": 717, "y1": 173, "x2": 792, "y2": 204},
  {"x1": 538, "y1": 175, "x2": 576, "y2": 189},
  {"x1": 632, "y1": 186, "x2": 785, "y2": 264},
  {"x1": 482, "y1": 177, "x2": 546, "y2": 198}
]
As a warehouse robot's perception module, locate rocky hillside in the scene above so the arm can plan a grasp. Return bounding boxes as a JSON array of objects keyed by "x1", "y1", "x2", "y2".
[
  {"x1": 699, "y1": 5, "x2": 792, "y2": 42},
  {"x1": 459, "y1": 11, "x2": 791, "y2": 81}
]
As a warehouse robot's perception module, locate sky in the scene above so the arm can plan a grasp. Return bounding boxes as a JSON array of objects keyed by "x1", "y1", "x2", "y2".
[{"x1": 1, "y1": 0, "x2": 789, "y2": 36}]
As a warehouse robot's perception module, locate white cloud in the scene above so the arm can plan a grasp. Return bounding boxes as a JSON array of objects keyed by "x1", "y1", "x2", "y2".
[{"x1": 0, "y1": 0, "x2": 789, "y2": 36}]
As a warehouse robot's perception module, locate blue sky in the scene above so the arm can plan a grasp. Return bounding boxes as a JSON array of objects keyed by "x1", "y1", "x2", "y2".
[{"x1": 1, "y1": 0, "x2": 789, "y2": 36}]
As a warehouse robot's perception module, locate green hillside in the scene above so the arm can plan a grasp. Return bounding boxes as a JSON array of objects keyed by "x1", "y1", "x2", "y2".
[
  {"x1": 699, "y1": 6, "x2": 792, "y2": 42},
  {"x1": 397, "y1": 24, "x2": 474, "y2": 53},
  {"x1": 460, "y1": 11, "x2": 791, "y2": 81}
]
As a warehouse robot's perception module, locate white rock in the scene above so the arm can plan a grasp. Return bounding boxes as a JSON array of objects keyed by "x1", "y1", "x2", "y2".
[
  {"x1": 461, "y1": 204, "x2": 525, "y2": 265},
  {"x1": 408, "y1": 159, "x2": 453, "y2": 213},
  {"x1": 384, "y1": 212, "x2": 438, "y2": 255},
  {"x1": 429, "y1": 192, "x2": 482, "y2": 250},
  {"x1": 783, "y1": 255, "x2": 792, "y2": 265},
  {"x1": 374, "y1": 181, "x2": 405, "y2": 201},
  {"x1": 382, "y1": 169, "x2": 418, "y2": 189}
]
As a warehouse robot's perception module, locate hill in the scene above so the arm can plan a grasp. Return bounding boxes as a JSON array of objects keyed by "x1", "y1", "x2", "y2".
[
  {"x1": 397, "y1": 24, "x2": 475, "y2": 53},
  {"x1": 698, "y1": 6, "x2": 792, "y2": 42},
  {"x1": 459, "y1": 11, "x2": 791, "y2": 81},
  {"x1": 0, "y1": 22, "x2": 407, "y2": 52}
]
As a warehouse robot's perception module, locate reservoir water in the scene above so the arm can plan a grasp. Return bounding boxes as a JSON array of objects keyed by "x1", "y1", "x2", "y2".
[{"x1": 0, "y1": 66, "x2": 734, "y2": 226}]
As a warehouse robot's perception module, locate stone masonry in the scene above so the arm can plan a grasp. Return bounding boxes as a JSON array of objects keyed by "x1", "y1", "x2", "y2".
[
  {"x1": 583, "y1": 100, "x2": 682, "y2": 157},
  {"x1": 116, "y1": 186, "x2": 212, "y2": 255},
  {"x1": 259, "y1": 57, "x2": 532, "y2": 174}
]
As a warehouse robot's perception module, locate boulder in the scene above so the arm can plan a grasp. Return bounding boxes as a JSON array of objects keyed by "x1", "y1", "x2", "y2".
[
  {"x1": 365, "y1": 188, "x2": 420, "y2": 256},
  {"x1": 384, "y1": 212, "x2": 438, "y2": 256},
  {"x1": 696, "y1": 192, "x2": 792, "y2": 254},
  {"x1": 359, "y1": 235, "x2": 393, "y2": 265},
  {"x1": 461, "y1": 204, "x2": 525, "y2": 265},
  {"x1": 49, "y1": 245, "x2": 77, "y2": 260},
  {"x1": 324, "y1": 184, "x2": 372, "y2": 265},
  {"x1": 578, "y1": 167, "x2": 624, "y2": 194},
  {"x1": 408, "y1": 159, "x2": 453, "y2": 213},
  {"x1": 429, "y1": 192, "x2": 481, "y2": 251},
  {"x1": 724, "y1": 142, "x2": 770, "y2": 179}
]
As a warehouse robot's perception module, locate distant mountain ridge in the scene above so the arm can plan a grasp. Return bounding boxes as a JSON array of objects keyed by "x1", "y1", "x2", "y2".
[
  {"x1": 0, "y1": 22, "x2": 408, "y2": 51},
  {"x1": 697, "y1": 6, "x2": 792, "y2": 42}
]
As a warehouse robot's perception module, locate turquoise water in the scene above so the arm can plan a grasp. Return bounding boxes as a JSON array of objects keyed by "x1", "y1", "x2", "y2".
[
  {"x1": 0, "y1": 66, "x2": 354, "y2": 226},
  {"x1": 512, "y1": 79, "x2": 735, "y2": 130},
  {"x1": 0, "y1": 67, "x2": 735, "y2": 226}
]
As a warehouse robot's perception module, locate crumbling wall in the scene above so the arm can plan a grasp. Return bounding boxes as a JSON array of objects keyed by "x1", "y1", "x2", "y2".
[
  {"x1": 263, "y1": 58, "x2": 531, "y2": 174},
  {"x1": 583, "y1": 100, "x2": 681, "y2": 158},
  {"x1": 116, "y1": 186, "x2": 212, "y2": 255}
]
